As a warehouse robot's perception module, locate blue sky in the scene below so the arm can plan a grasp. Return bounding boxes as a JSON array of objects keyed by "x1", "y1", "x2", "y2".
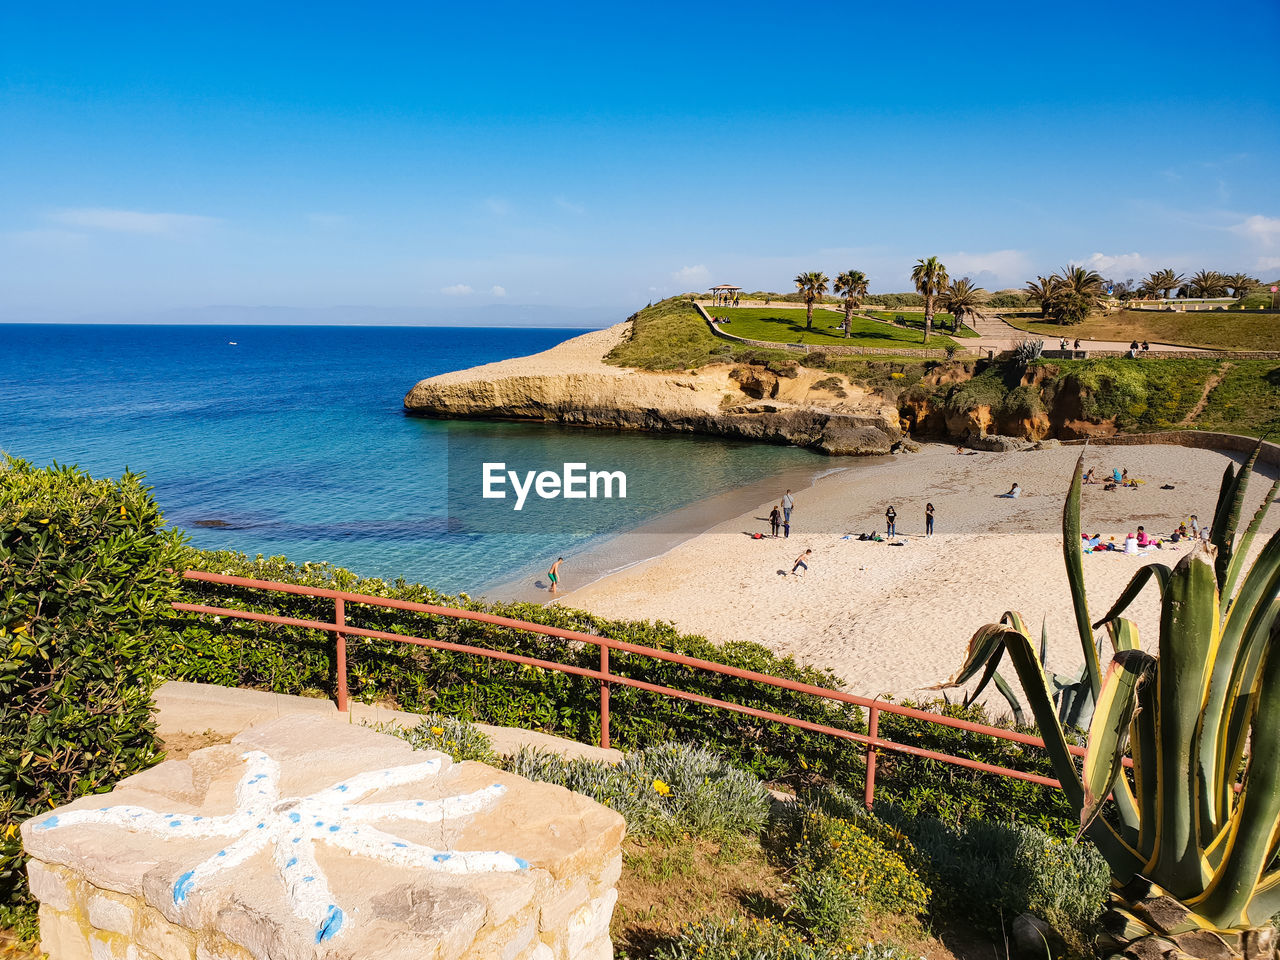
[{"x1": 2, "y1": 0, "x2": 1278, "y2": 321}]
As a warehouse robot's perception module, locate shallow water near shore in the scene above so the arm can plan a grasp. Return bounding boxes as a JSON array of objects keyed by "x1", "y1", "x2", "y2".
[{"x1": 1, "y1": 323, "x2": 829, "y2": 595}]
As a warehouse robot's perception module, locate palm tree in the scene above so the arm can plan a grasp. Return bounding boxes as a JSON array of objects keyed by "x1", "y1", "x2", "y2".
[
  {"x1": 1046, "y1": 265, "x2": 1104, "y2": 325},
  {"x1": 1225, "y1": 272, "x2": 1260, "y2": 298},
  {"x1": 941, "y1": 277, "x2": 988, "y2": 332},
  {"x1": 1188, "y1": 270, "x2": 1229, "y2": 298},
  {"x1": 1146, "y1": 268, "x2": 1185, "y2": 300},
  {"x1": 1024, "y1": 276, "x2": 1061, "y2": 318},
  {"x1": 910, "y1": 257, "x2": 949, "y2": 343},
  {"x1": 793, "y1": 271, "x2": 830, "y2": 329},
  {"x1": 833, "y1": 270, "x2": 869, "y2": 337}
]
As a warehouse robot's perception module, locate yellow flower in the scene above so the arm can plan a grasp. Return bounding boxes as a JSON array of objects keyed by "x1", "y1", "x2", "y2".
[
  {"x1": 430, "y1": 726, "x2": 445, "y2": 736},
  {"x1": 651, "y1": 779, "x2": 670, "y2": 796},
  {"x1": 38, "y1": 519, "x2": 49, "y2": 525}
]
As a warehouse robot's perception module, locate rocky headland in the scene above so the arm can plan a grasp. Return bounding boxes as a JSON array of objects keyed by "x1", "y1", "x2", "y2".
[{"x1": 403, "y1": 323, "x2": 904, "y2": 455}]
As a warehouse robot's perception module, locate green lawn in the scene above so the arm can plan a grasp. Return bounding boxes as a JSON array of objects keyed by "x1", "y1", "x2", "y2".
[
  {"x1": 1002, "y1": 310, "x2": 1280, "y2": 352},
  {"x1": 863, "y1": 310, "x2": 979, "y2": 338},
  {"x1": 709, "y1": 307, "x2": 959, "y2": 349}
]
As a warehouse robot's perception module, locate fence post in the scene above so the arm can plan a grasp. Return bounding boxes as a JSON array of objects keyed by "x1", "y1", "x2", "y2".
[
  {"x1": 599, "y1": 644, "x2": 611, "y2": 750},
  {"x1": 335, "y1": 598, "x2": 348, "y2": 713},
  {"x1": 864, "y1": 704, "x2": 879, "y2": 810}
]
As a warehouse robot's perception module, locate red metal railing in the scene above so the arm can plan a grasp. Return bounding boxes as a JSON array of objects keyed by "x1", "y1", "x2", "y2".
[{"x1": 173, "y1": 570, "x2": 1089, "y2": 807}]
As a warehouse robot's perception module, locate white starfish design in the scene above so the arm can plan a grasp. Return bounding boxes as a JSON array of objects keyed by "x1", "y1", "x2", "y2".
[{"x1": 33, "y1": 751, "x2": 527, "y2": 943}]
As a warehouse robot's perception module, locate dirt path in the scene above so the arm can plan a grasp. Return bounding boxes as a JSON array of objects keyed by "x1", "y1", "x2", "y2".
[{"x1": 1181, "y1": 362, "x2": 1233, "y2": 425}]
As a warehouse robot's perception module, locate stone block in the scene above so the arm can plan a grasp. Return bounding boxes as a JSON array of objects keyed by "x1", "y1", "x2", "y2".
[
  {"x1": 21, "y1": 716, "x2": 624, "y2": 960},
  {"x1": 88, "y1": 893, "x2": 137, "y2": 936},
  {"x1": 29, "y1": 860, "x2": 75, "y2": 911}
]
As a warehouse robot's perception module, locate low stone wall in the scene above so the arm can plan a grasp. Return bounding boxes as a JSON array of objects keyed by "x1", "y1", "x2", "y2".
[
  {"x1": 22, "y1": 716, "x2": 624, "y2": 960},
  {"x1": 1061, "y1": 431, "x2": 1280, "y2": 468}
]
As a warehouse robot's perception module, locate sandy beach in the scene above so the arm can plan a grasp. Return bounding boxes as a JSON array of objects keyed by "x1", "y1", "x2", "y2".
[{"x1": 558, "y1": 442, "x2": 1280, "y2": 707}]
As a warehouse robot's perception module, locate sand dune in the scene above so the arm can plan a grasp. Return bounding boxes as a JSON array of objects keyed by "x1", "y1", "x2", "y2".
[{"x1": 560, "y1": 443, "x2": 1280, "y2": 709}]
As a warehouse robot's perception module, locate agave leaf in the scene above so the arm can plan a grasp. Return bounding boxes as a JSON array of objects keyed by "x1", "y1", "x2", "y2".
[
  {"x1": 1201, "y1": 525, "x2": 1280, "y2": 840},
  {"x1": 1039, "y1": 616, "x2": 1049, "y2": 666},
  {"x1": 1062, "y1": 448, "x2": 1101, "y2": 698},
  {"x1": 991, "y1": 670, "x2": 1026, "y2": 726},
  {"x1": 1221, "y1": 471, "x2": 1280, "y2": 608},
  {"x1": 999, "y1": 621, "x2": 1144, "y2": 878},
  {"x1": 1131, "y1": 663, "x2": 1160, "y2": 862},
  {"x1": 1107, "y1": 617, "x2": 1142, "y2": 653},
  {"x1": 1194, "y1": 617, "x2": 1280, "y2": 930},
  {"x1": 1092, "y1": 564, "x2": 1171, "y2": 631},
  {"x1": 1081, "y1": 650, "x2": 1156, "y2": 836},
  {"x1": 1154, "y1": 545, "x2": 1221, "y2": 901},
  {"x1": 1212, "y1": 444, "x2": 1260, "y2": 593}
]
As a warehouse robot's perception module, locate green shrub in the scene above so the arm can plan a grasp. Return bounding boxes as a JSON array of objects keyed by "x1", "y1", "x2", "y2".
[
  {"x1": 999, "y1": 384, "x2": 1045, "y2": 419},
  {"x1": 879, "y1": 811, "x2": 1108, "y2": 951},
  {"x1": 502, "y1": 741, "x2": 770, "y2": 839},
  {"x1": 382, "y1": 714, "x2": 498, "y2": 764},
  {"x1": 0, "y1": 458, "x2": 187, "y2": 911},
  {"x1": 166, "y1": 552, "x2": 869, "y2": 784},
  {"x1": 654, "y1": 917, "x2": 921, "y2": 960},
  {"x1": 873, "y1": 700, "x2": 1078, "y2": 838}
]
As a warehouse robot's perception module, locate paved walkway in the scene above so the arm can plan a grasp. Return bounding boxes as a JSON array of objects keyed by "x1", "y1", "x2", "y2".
[
  {"x1": 966, "y1": 312, "x2": 1211, "y2": 355},
  {"x1": 153, "y1": 680, "x2": 623, "y2": 763}
]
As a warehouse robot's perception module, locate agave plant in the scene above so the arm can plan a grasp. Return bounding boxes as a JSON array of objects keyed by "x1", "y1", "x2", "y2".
[{"x1": 944, "y1": 445, "x2": 1280, "y2": 960}]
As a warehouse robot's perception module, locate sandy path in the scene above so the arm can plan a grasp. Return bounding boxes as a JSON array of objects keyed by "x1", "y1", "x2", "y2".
[{"x1": 559, "y1": 443, "x2": 1279, "y2": 707}]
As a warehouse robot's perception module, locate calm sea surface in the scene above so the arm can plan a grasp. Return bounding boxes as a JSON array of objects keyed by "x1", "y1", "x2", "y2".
[{"x1": 0, "y1": 324, "x2": 823, "y2": 595}]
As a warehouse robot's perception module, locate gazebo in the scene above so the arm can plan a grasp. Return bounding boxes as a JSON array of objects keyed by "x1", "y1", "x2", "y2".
[{"x1": 708, "y1": 283, "x2": 742, "y2": 306}]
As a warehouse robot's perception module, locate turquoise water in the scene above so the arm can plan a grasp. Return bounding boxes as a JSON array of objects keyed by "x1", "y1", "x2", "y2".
[{"x1": 0, "y1": 324, "x2": 822, "y2": 595}]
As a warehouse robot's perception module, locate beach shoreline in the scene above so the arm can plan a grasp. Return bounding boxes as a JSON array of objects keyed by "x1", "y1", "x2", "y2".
[{"x1": 549, "y1": 441, "x2": 1280, "y2": 704}]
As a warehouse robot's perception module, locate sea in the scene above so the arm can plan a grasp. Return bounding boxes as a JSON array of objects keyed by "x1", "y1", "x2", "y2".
[{"x1": 0, "y1": 324, "x2": 828, "y2": 598}]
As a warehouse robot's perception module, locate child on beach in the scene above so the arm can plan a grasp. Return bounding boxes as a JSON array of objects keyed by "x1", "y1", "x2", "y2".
[
  {"x1": 1000, "y1": 483, "x2": 1021, "y2": 499},
  {"x1": 925, "y1": 503, "x2": 934, "y2": 536},
  {"x1": 547, "y1": 557, "x2": 564, "y2": 594},
  {"x1": 885, "y1": 505, "x2": 896, "y2": 537},
  {"x1": 792, "y1": 549, "x2": 811, "y2": 575},
  {"x1": 769, "y1": 504, "x2": 781, "y2": 537}
]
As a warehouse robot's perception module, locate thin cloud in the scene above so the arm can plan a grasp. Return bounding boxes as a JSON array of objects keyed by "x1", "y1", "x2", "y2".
[
  {"x1": 4, "y1": 228, "x2": 89, "y2": 249},
  {"x1": 1256, "y1": 256, "x2": 1280, "y2": 274},
  {"x1": 938, "y1": 250, "x2": 1031, "y2": 286},
  {"x1": 1231, "y1": 214, "x2": 1280, "y2": 247},
  {"x1": 555, "y1": 196, "x2": 586, "y2": 215},
  {"x1": 672, "y1": 264, "x2": 710, "y2": 285},
  {"x1": 441, "y1": 283, "x2": 473, "y2": 296},
  {"x1": 49, "y1": 207, "x2": 219, "y2": 234},
  {"x1": 490, "y1": 285, "x2": 507, "y2": 297},
  {"x1": 1083, "y1": 252, "x2": 1147, "y2": 275}
]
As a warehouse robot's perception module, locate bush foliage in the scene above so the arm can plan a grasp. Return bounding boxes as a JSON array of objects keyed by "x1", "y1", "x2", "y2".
[{"x1": 0, "y1": 458, "x2": 187, "y2": 907}]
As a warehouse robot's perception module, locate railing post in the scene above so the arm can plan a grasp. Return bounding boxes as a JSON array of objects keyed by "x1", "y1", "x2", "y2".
[
  {"x1": 864, "y1": 704, "x2": 879, "y2": 810},
  {"x1": 599, "y1": 644, "x2": 611, "y2": 750},
  {"x1": 335, "y1": 598, "x2": 348, "y2": 713}
]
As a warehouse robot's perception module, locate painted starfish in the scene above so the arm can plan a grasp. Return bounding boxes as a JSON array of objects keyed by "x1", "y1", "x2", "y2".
[{"x1": 33, "y1": 751, "x2": 527, "y2": 943}]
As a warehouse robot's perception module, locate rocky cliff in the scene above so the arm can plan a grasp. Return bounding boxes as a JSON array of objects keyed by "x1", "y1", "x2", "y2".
[{"x1": 403, "y1": 324, "x2": 903, "y2": 455}]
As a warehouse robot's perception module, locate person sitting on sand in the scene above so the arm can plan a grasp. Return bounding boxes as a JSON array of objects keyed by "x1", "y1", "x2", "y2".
[
  {"x1": 1112, "y1": 468, "x2": 1123, "y2": 483},
  {"x1": 1125, "y1": 533, "x2": 1139, "y2": 554},
  {"x1": 1171, "y1": 522, "x2": 1188, "y2": 542},
  {"x1": 1000, "y1": 482, "x2": 1021, "y2": 499},
  {"x1": 1136, "y1": 526, "x2": 1154, "y2": 548},
  {"x1": 792, "y1": 549, "x2": 811, "y2": 576},
  {"x1": 1083, "y1": 468, "x2": 1097, "y2": 484},
  {"x1": 1085, "y1": 533, "x2": 1102, "y2": 550}
]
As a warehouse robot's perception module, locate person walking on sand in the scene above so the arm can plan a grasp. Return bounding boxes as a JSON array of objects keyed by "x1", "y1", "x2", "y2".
[
  {"x1": 783, "y1": 515, "x2": 791, "y2": 538},
  {"x1": 782, "y1": 489, "x2": 794, "y2": 524},
  {"x1": 769, "y1": 504, "x2": 781, "y2": 538},
  {"x1": 547, "y1": 557, "x2": 564, "y2": 595},
  {"x1": 925, "y1": 502, "x2": 934, "y2": 537},
  {"x1": 792, "y1": 549, "x2": 811, "y2": 576},
  {"x1": 885, "y1": 505, "x2": 897, "y2": 538}
]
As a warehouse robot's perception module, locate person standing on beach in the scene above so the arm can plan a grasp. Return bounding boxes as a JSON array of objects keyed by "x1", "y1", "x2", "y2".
[
  {"x1": 792, "y1": 549, "x2": 811, "y2": 576},
  {"x1": 769, "y1": 504, "x2": 781, "y2": 538},
  {"x1": 925, "y1": 503, "x2": 934, "y2": 537},
  {"x1": 547, "y1": 557, "x2": 564, "y2": 595},
  {"x1": 782, "y1": 489, "x2": 794, "y2": 525},
  {"x1": 885, "y1": 505, "x2": 896, "y2": 537}
]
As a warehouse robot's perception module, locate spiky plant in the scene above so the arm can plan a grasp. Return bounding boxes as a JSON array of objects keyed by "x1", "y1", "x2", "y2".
[{"x1": 944, "y1": 445, "x2": 1280, "y2": 960}]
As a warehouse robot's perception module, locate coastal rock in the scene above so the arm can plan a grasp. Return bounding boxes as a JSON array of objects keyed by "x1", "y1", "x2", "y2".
[{"x1": 403, "y1": 324, "x2": 902, "y2": 456}]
